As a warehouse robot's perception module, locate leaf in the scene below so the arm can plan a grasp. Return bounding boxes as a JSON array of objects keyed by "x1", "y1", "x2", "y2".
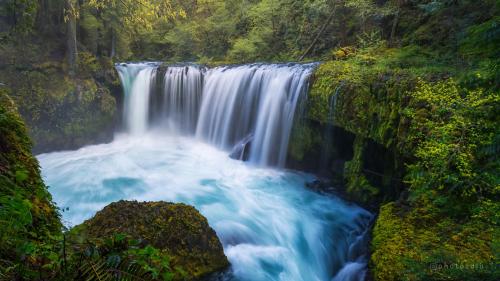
[{"x1": 15, "y1": 170, "x2": 29, "y2": 183}]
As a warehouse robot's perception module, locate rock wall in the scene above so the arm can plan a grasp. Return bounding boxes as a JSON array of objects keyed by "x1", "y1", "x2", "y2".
[{"x1": 0, "y1": 40, "x2": 119, "y2": 153}]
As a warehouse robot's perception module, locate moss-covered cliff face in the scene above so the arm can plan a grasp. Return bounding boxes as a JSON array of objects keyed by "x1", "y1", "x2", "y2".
[
  {"x1": 303, "y1": 46, "x2": 429, "y2": 204},
  {"x1": 371, "y1": 202, "x2": 498, "y2": 281},
  {"x1": 0, "y1": 92, "x2": 62, "y2": 277},
  {"x1": 295, "y1": 43, "x2": 499, "y2": 280},
  {"x1": 70, "y1": 200, "x2": 229, "y2": 280},
  {"x1": 0, "y1": 39, "x2": 119, "y2": 153},
  {"x1": 292, "y1": 4, "x2": 500, "y2": 278}
]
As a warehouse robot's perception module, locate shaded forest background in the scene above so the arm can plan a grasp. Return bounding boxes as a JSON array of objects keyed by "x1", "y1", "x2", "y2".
[{"x1": 2, "y1": 0, "x2": 497, "y2": 63}]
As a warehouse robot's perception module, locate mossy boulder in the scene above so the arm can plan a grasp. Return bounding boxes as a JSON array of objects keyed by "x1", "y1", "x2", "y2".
[{"x1": 74, "y1": 200, "x2": 229, "y2": 280}]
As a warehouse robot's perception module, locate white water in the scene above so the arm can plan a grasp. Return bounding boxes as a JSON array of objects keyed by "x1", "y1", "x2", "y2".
[
  {"x1": 157, "y1": 65, "x2": 204, "y2": 133},
  {"x1": 197, "y1": 64, "x2": 315, "y2": 166},
  {"x1": 116, "y1": 63, "x2": 316, "y2": 167},
  {"x1": 39, "y1": 62, "x2": 372, "y2": 281},
  {"x1": 39, "y1": 134, "x2": 371, "y2": 281},
  {"x1": 116, "y1": 63, "x2": 158, "y2": 135}
]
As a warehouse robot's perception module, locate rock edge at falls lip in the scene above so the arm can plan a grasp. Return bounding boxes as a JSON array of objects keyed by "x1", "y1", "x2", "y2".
[{"x1": 72, "y1": 200, "x2": 230, "y2": 280}]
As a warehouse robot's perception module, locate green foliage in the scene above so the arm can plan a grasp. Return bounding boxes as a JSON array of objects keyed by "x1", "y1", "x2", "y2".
[
  {"x1": 0, "y1": 0, "x2": 38, "y2": 36},
  {"x1": 75, "y1": 200, "x2": 229, "y2": 280},
  {"x1": 0, "y1": 1, "x2": 498, "y2": 281},
  {"x1": 371, "y1": 202, "x2": 499, "y2": 281},
  {"x1": 72, "y1": 233, "x2": 176, "y2": 281},
  {"x1": 0, "y1": 110, "x2": 220, "y2": 280},
  {"x1": 0, "y1": 50, "x2": 117, "y2": 152},
  {"x1": 460, "y1": 16, "x2": 500, "y2": 59},
  {"x1": 344, "y1": 136, "x2": 380, "y2": 202},
  {"x1": 0, "y1": 96, "x2": 62, "y2": 280},
  {"x1": 404, "y1": 79, "x2": 499, "y2": 213},
  {"x1": 306, "y1": 7, "x2": 500, "y2": 278},
  {"x1": 459, "y1": 16, "x2": 500, "y2": 90}
]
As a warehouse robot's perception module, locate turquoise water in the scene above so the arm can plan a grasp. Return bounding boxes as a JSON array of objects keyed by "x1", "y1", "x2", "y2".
[{"x1": 38, "y1": 133, "x2": 371, "y2": 281}]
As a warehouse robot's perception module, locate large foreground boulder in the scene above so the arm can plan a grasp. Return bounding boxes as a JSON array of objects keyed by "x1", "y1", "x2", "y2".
[{"x1": 76, "y1": 200, "x2": 229, "y2": 280}]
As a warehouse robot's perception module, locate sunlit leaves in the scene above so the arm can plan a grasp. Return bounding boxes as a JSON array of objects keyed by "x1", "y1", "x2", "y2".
[
  {"x1": 406, "y1": 78, "x2": 500, "y2": 200},
  {"x1": 87, "y1": 0, "x2": 183, "y2": 30}
]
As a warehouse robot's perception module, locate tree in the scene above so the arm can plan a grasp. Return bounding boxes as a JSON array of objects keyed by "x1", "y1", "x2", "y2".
[
  {"x1": 0, "y1": 0, "x2": 38, "y2": 35},
  {"x1": 65, "y1": 0, "x2": 78, "y2": 74},
  {"x1": 87, "y1": 0, "x2": 182, "y2": 30},
  {"x1": 85, "y1": 0, "x2": 183, "y2": 59}
]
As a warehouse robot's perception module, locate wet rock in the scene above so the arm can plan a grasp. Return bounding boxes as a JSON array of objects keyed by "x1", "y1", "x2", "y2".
[
  {"x1": 229, "y1": 134, "x2": 253, "y2": 161},
  {"x1": 75, "y1": 200, "x2": 229, "y2": 280}
]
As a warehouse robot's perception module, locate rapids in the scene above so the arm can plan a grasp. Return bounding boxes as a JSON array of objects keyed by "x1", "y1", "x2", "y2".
[{"x1": 39, "y1": 62, "x2": 372, "y2": 281}]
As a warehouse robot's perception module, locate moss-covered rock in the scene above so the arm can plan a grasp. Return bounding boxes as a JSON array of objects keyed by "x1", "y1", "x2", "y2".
[
  {"x1": 295, "y1": 46, "x2": 422, "y2": 205},
  {"x1": 0, "y1": 39, "x2": 118, "y2": 153},
  {"x1": 371, "y1": 202, "x2": 499, "y2": 281},
  {"x1": 73, "y1": 200, "x2": 229, "y2": 280},
  {"x1": 304, "y1": 44, "x2": 499, "y2": 281}
]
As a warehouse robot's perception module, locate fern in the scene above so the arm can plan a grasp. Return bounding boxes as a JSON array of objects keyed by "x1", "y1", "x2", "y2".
[
  {"x1": 80, "y1": 259, "x2": 113, "y2": 281},
  {"x1": 78, "y1": 254, "x2": 152, "y2": 281}
]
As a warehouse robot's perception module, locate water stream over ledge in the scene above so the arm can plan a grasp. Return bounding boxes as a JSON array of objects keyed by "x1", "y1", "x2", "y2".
[{"x1": 38, "y1": 63, "x2": 372, "y2": 281}]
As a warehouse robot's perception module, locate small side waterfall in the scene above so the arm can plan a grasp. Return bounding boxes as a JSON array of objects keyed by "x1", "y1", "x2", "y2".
[
  {"x1": 116, "y1": 63, "x2": 317, "y2": 167},
  {"x1": 116, "y1": 63, "x2": 158, "y2": 135},
  {"x1": 320, "y1": 81, "x2": 344, "y2": 173}
]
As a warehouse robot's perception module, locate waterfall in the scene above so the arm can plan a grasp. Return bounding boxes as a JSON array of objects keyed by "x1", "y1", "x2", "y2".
[
  {"x1": 41, "y1": 62, "x2": 372, "y2": 281},
  {"x1": 154, "y1": 65, "x2": 204, "y2": 134},
  {"x1": 116, "y1": 63, "x2": 317, "y2": 167},
  {"x1": 116, "y1": 63, "x2": 158, "y2": 135},
  {"x1": 320, "y1": 81, "x2": 344, "y2": 173}
]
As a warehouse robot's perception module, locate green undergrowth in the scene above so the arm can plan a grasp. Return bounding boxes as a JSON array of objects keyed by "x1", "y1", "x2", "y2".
[
  {"x1": 305, "y1": 10, "x2": 499, "y2": 276},
  {"x1": 0, "y1": 93, "x2": 62, "y2": 279},
  {"x1": 372, "y1": 202, "x2": 499, "y2": 281}
]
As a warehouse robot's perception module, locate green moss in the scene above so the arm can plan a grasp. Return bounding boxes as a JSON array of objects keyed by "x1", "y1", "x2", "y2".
[
  {"x1": 308, "y1": 46, "x2": 434, "y2": 150},
  {"x1": 309, "y1": 43, "x2": 499, "y2": 281},
  {"x1": 371, "y1": 202, "x2": 499, "y2": 281},
  {"x1": 288, "y1": 121, "x2": 322, "y2": 162},
  {"x1": 343, "y1": 136, "x2": 379, "y2": 203},
  {"x1": 71, "y1": 200, "x2": 229, "y2": 280},
  {"x1": 0, "y1": 92, "x2": 62, "y2": 278},
  {"x1": 0, "y1": 54, "x2": 117, "y2": 153}
]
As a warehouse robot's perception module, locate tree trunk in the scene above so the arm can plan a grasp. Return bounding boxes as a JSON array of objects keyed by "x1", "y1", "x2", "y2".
[
  {"x1": 389, "y1": 10, "x2": 400, "y2": 47},
  {"x1": 12, "y1": 0, "x2": 18, "y2": 29},
  {"x1": 110, "y1": 28, "x2": 116, "y2": 59},
  {"x1": 66, "y1": 0, "x2": 78, "y2": 75},
  {"x1": 298, "y1": 4, "x2": 337, "y2": 61}
]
